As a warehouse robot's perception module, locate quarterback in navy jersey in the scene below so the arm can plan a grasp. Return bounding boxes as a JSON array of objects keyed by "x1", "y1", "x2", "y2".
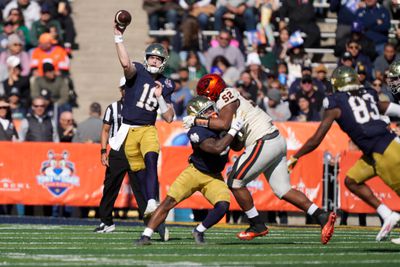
[
  {"x1": 113, "y1": 21, "x2": 175, "y2": 221},
  {"x1": 289, "y1": 66, "x2": 400, "y2": 243},
  {"x1": 136, "y1": 96, "x2": 244, "y2": 245}
]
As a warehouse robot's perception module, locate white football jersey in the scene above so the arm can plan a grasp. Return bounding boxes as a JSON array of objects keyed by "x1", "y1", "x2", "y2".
[{"x1": 216, "y1": 87, "x2": 278, "y2": 147}]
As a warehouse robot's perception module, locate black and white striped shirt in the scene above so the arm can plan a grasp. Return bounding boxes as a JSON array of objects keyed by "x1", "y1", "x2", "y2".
[{"x1": 103, "y1": 100, "x2": 123, "y2": 139}]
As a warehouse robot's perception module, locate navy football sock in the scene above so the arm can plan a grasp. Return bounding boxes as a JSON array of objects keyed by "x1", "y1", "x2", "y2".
[
  {"x1": 135, "y1": 169, "x2": 148, "y2": 201},
  {"x1": 143, "y1": 152, "x2": 159, "y2": 201},
  {"x1": 202, "y1": 201, "x2": 229, "y2": 229}
]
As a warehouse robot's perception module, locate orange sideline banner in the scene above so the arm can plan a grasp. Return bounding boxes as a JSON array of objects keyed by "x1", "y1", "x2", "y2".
[
  {"x1": 160, "y1": 147, "x2": 324, "y2": 211},
  {"x1": 338, "y1": 151, "x2": 400, "y2": 213},
  {"x1": 0, "y1": 141, "x2": 136, "y2": 208}
]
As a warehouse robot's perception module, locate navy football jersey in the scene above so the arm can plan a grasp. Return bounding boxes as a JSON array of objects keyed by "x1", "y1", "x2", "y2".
[
  {"x1": 122, "y1": 62, "x2": 174, "y2": 125},
  {"x1": 324, "y1": 87, "x2": 396, "y2": 155},
  {"x1": 187, "y1": 126, "x2": 229, "y2": 174}
]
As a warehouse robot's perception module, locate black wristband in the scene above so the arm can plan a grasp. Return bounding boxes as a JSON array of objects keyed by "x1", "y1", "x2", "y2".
[{"x1": 101, "y1": 148, "x2": 107, "y2": 154}]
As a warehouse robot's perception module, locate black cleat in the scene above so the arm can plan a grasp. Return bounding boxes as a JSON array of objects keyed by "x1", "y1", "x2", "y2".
[
  {"x1": 192, "y1": 230, "x2": 205, "y2": 245},
  {"x1": 135, "y1": 235, "x2": 151, "y2": 246}
]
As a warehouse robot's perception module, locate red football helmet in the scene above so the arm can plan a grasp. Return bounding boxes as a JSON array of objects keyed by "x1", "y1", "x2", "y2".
[{"x1": 196, "y1": 74, "x2": 227, "y2": 101}]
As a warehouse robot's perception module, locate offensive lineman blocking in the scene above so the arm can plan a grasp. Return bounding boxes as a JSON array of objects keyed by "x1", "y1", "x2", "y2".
[{"x1": 184, "y1": 74, "x2": 336, "y2": 244}]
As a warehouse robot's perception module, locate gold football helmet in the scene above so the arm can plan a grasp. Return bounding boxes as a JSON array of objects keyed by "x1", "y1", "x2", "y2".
[
  {"x1": 386, "y1": 60, "x2": 400, "y2": 94},
  {"x1": 186, "y1": 96, "x2": 217, "y2": 119},
  {"x1": 143, "y1": 43, "x2": 169, "y2": 74},
  {"x1": 330, "y1": 66, "x2": 360, "y2": 92}
]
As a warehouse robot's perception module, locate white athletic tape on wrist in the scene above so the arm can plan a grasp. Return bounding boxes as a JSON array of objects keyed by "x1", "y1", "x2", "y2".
[
  {"x1": 228, "y1": 128, "x2": 238, "y2": 137},
  {"x1": 157, "y1": 95, "x2": 169, "y2": 114},
  {"x1": 114, "y1": 35, "x2": 123, "y2": 43}
]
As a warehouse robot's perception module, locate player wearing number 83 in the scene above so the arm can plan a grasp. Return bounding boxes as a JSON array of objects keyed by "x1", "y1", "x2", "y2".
[
  {"x1": 289, "y1": 66, "x2": 400, "y2": 243},
  {"x1": 112, "y1": 20, "x2": 175, "y2": 221}
]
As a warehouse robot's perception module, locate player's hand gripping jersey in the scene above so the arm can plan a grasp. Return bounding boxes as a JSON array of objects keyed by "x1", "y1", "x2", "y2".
[{"x1": 216, "y1": 87, "x2": 278, "y2": 147}]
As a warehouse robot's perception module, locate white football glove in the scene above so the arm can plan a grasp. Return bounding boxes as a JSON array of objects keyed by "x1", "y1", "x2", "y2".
[
  {"x1": 183, "y1": 115, "x2": 195, "y2": 129},
  {"x1": 228, "y1": 113, "x2": 245, "y2": 137}
]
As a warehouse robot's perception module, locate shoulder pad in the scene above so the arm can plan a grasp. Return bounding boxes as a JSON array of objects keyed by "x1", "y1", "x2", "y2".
[{"x1": 216, "y1": 88, "x2": 240, "y2": 110}]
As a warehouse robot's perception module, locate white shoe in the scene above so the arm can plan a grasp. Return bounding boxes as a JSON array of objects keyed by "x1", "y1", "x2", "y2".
[
  {"x1": 391, "y1": 237, "x2": 400, "y2": 245},
  {"x1": 376, "y1": 212, "x2": 400, "y2": 241},
  {"x1": 144, "y1": 200, "x2": 158, "y2": 218},
  {"x1": 94, "y1": 223, "x2": 115, "y2": 233}
]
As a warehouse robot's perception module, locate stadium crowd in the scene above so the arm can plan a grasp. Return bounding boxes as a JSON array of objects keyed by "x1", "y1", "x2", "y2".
[{"x1": 1, "y1": 0, "x2": 400, "y2": 225}]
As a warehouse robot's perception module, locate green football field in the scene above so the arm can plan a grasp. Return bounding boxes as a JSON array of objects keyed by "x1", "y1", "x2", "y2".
[{"x1": 1, "y1": 223, "x2": 400, "y2": 267}]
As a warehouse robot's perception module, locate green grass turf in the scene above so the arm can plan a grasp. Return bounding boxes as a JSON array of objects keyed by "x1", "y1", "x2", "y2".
[{"x1": 0, "y1": 224, "x2": 400, "y2": 267}]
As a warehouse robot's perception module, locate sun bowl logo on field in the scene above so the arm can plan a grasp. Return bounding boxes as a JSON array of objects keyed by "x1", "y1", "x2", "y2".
[{"x1": 36, "y1": 150, "x2": 80, "y2": 197}]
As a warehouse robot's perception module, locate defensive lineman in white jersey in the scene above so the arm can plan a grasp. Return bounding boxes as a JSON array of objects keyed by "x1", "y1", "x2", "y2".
[{"x1": 184, "y1": 74, "x2": 336, "y2": 244}]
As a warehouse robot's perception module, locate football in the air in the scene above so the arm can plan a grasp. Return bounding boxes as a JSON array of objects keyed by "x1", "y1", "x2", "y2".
[{"x1": 115, "y1": 10, "x2": 132, "y2": 29}]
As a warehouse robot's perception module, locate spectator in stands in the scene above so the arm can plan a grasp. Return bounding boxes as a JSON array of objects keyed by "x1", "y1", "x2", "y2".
[
  {"x1": 30, "y1": 32, "x2": 70, "y2": 77},
  {"x1": 205, "y1": 29, "x2": 245, "y2": 72},
  {"x1": 72, "y1": 102, "x2": 102, "y2": 143},
  {"x1": 30, "y1": 4, "x2": 63, "y2": 47},
  {"x1": 219, "y1": 12, "x2": 245, "y2": 53},
  {"x1": 171, "y1": 73, "x2": 192, "y2": 120},
  {"x1": 289, "y1": 74, "x2": 324, "y2": 117},
  {"x1": 357, "y1": 64, "x2": 373, "y2": 88},
  {"x1": 31, "y1": 62, "x2": 70, "y2": 110},
  {"x1": 214, "y1": 0, "x2": 256, "y2": 32},
  {"x1": 2, "y1": 55, "x2": 30, "y2": 108},
  {"x1": 330, "y1": 0, "x2": 363, "y2": 52},
  {"x1": 291, "y1": 96, "x2": 321, "y2": 122},
  {"x1": 0, "y1": 21, "x2": 16, "y2": 53},
  {"x1": 0, "y1": 34, "x2": 30, "y2": 76},
  {"x1": 186, "y1": 50, "x2": 207, "y2": 81},
  {"x1": 355, "y1": 0, "x2": 391, "y2": 55},
  {"x1": 314, "y1": 64, "x2": 332, "y2": 94},
  {"x1": 5, "y1": 7, "x2": 31, "y2": 49},
  {"x1": 178, "y1": 15, "x2": 202, "y2": 54},
  {"x1": 374, "y1": 43, "x2": 400, "y2": 81},
  {"x1": 53, "y1": 0, "x2": 77, "y2": 55},
  {"x1": 289, "y1": 65, "x2": 324, "y2": 96},
  {"x1": 7, "y1": 87, "x2": 26, "y2": 120},
  {"x1": 285, "y1": 45, "x2": 311, "y2": 86},
  {"x1": 344, "y1": 40, "x2": 373, "y2": 81},
  {"x1": 210, "y1": 55, "x2": 240, "y2": 87},
  {"x1": 272, "y1": 27, "x2": 290, "y2": 61},
  {"x1": 340, "y1": 51, "x2": 353, "y2": 67},
  {"x1": 261, "y1": 88, "x2": 291, "y2": 122},
  {"x1": 142, "y1": 0, "x2": 180, "y2": 31},
  {"x1": 258, "y1": 44, "x2": 277, "y2": 72},
  {"x1": 245, "y1": 52, "x2": 268, "y2": 92},
  {"x1": 0, "y1": 96, "x2": 18, "y2": 141},
  {"x1": 3, "y1": 0, "x2": 40, "y2": 30},
  {"x1": 276, "y1": 60, "x2": 289, "y2": 89},
  {"x1": 335, "y1": 21, "x2": 377, "y2": 62},
  {"x1": 57, "y1": 110, "x2": 75, "y2": 143},
  {"x1": 159, "y1": 37, "x2": 181, "y2": 77},
  {"x1": 370, "y1": 77, "x2": 394, "y2": 102},
  {"x1": 179, "y1": 0, "x2": 215, "y2": 31},
  {"x1": 235, "y1": 71, "x2": 258, "y2": 103},
  {"x1": 279, "y1": 0, "x2": 321, "y2": 51},
  {"x1": 19, "y1": 95, "x2": 58, "y2": 142}
]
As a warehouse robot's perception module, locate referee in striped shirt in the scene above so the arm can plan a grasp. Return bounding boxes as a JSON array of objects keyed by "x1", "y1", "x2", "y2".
[{"x1": 95, "y1": 77, "x2": 167, "y2": 236}]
